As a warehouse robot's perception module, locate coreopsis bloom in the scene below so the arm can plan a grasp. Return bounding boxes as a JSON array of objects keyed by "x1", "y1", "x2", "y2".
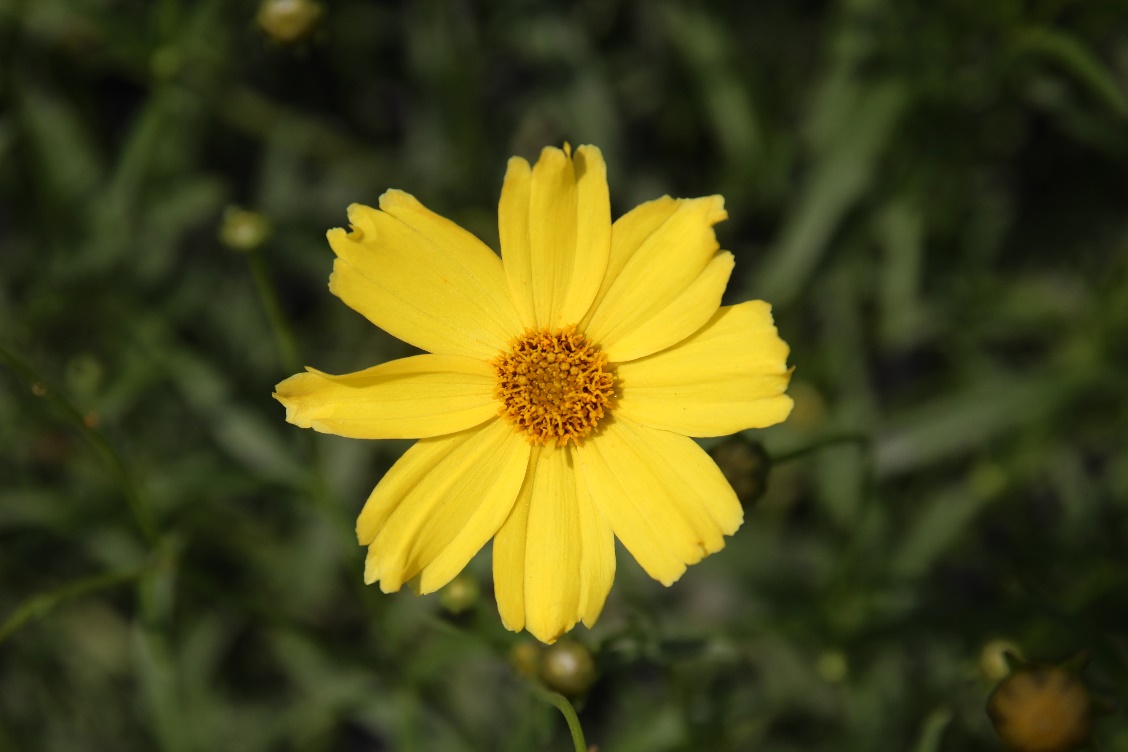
[{"x1": 274, "y1": 145, "x2": 793, "y2": 643}]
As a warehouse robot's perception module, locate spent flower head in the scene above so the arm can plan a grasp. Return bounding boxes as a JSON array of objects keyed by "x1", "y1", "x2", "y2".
[{"x1": 987, "y1": 651, "x2": 1102, "y2": 752}]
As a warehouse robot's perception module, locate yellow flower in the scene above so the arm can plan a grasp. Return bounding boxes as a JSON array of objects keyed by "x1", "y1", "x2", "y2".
[{"x1": 274, "y1": 145, "x2": 793, "y2": 643}]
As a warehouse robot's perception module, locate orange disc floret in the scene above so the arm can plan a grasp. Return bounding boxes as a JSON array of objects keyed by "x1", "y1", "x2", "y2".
[{"x1": 492, "y1": 326, "x2": 615, "y2": 447}]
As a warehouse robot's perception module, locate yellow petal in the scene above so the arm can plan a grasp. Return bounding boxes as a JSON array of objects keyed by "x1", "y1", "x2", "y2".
[
  {"x1": 584, "y1": 196, "x2": 728, "y2": 358},
  {"x1": 273, "y1": 354, "x2": 498, "y2": 440},
  {"x1": 492, "y1": 460, "x2": 532, "y2": 633},
  {"x1": 492, "y1": 446, "x2": 615, "y2": 642},
  {"x1": 498, "y1": 157, "x2": 536, "y2": 329},
  {"x1": 523, "y1": 448, "x2": 582, "y2": 641},
  {"x1": 616, "y1": 301, "x2": 794, "y2": 436},
  {"x1": 602, "y1": 251, "x2": 733, "y2": 363},
  {"x1": 529, "y1": 148, "x2": 576, "y2": 327},
  {"x1": 327, "y1": 192, "x2": 522, "y2": 359},
  {"x1": 418, "y1": 450, "x2": 532, "y2": 594},
  {"x1": 574, "y1": 417, "x2": 743, "y2": 586},
  {"x1": 559, "y1": 146, "x2": 612, "y2": 325},
  {"x1": 584, "y1": 196, "x2": 680, "y2": 325},
  {"x1": 358, "y1": 420, "x2": 529, "y2": 593},
  {"x1": 521, "y1": 145, "x2": 611, "y2": 329},
  {"x1": 575, "y1": 467, "x2": 616, "y2": 628}
]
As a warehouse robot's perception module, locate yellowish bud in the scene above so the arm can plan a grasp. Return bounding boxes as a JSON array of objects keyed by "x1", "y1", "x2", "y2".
[
  {"x1": 219, "y1": 206, "x2": 271, "y2": 252},
  {"x1": 539, "y1": 639, "x2": 596, "y2": 698},
  {"x1": 256, "y1": 0, "x2": 323, "y2": 44},
  {"x1": 509, "y1": 641, "x2": 543, "y2": 679},
  {"x1": 437, "y1": 573, "x2": 479, "y2": 615},
  {"x1": 980, "y1": 639, "x2": 1023, "y2": 684}
]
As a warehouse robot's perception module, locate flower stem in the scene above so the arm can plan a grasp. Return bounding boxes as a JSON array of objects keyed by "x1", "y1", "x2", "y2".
[
  {"x1": 0, "y1": 345, "x2": 158, "y2": 543},
  {"x1": 246, "y1": 248, "x2": 302, "y2": 375},
  {"x1": 770, "y1": 431, "x2": 874, "y2": 464},
  {"x1": 0, "y1": 566, "x2": 147, "y2": 644},
  {"x1": 244, "y1": 250, "x2": 346, "y2": 531},
  {"x1": 531, "y1": 685, "x2": 588, "y2": 752}
]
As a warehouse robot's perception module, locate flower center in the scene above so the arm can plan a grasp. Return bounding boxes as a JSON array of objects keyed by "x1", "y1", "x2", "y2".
[{"x1": 492, "y1": 326, "x2": 615, "y2": 447}]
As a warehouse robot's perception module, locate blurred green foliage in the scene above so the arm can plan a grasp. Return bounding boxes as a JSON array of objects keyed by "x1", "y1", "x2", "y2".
[{"x1": 3, "y1": 0, "x2": 1128, "y2": 750}]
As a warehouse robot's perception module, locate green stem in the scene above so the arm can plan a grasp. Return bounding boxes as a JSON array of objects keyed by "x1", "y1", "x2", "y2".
[
  {"x1": 246, "y1": 248, "x2": 302, "y2": 375},
  {"x1": 770, "y1": 431, "x2": 874, "y2": 465},
  {"x1": 0, "y1": 346, "x2": 158, "y2": 543},
  {"x1": 773, "y1": 432, "x2": 877, "y2": 509},
  {"x1": 0, "y1": 567, "x2": 146, "y2": 644},
  {"x1": 244, "y1": 251, "x2": 355, "y2": 554},
  {"x1": 531, "y1": 685, "x2": 587, "y2": 752}
]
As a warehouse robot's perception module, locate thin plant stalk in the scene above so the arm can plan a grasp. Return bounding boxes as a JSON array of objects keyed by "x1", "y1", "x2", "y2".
[
  {"x1": 245, "y1": 247, "x2": 302, "y2": 375},
  {"x1": 0, "y1": 567, "x2": 147, "y2": 644},
  {"x1": 0, "y1": 346, "x2": 157, "y2": 543},
  {"x1": 531, "y1": 685, "x2": 588, "y2": 752}
]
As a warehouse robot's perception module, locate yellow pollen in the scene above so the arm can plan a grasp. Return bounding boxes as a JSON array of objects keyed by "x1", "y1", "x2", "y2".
[{"x1": 492, "y1": 326, "x2": 615, "y2": 447}]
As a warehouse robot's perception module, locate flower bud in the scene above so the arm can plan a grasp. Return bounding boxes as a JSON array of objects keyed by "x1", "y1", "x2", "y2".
[
  {"x1": 979, "y1": 639, "x2": 1023, "y2": 684},
  {"x1": 256, "y1": 0, "x2": 322, "y2": 44},
  {"x1": 710, "y1": 437, "x2": 770, "y2": 507},
  {"x1": 509, "y1": 640, "x2": 542, "y2": 679},
  {"x1": 539, "y1": 639, "x2": 596, "y2": 698},
  {"x1": 438, "y1": 573, "x2": 479, "y2": 615},
  {"x1": 219, "y1": 207, "x2": 271, "y2": 252}
]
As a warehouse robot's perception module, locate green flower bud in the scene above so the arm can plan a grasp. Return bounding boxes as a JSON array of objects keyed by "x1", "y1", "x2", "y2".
[{"x1": 539, "y1": 639, "x2": 596, "y2": 698}]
